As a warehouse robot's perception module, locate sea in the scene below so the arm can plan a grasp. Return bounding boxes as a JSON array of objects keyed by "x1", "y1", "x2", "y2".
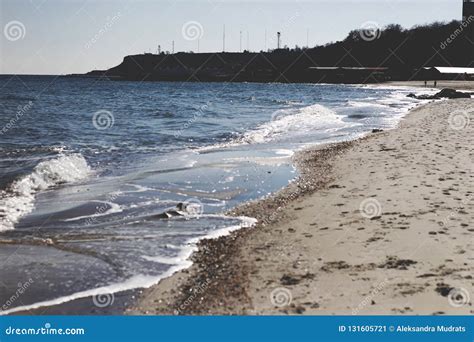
[{"x1": 0, "y1": 76, "x2": 434, "y2": 313}]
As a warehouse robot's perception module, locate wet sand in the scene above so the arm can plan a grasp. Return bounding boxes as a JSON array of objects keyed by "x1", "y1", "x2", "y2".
[
  {"x1": 0, "y1": 241, "x2": 137, "y2": 315},
  {"x1": 130, "y1": 98, "x2": 473, "y2": 315}
]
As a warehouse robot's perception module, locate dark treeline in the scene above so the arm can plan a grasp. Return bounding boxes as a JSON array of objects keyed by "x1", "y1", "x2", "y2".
[{"x1": 89, "y1": 20, "x2": 473, "y2": 83}]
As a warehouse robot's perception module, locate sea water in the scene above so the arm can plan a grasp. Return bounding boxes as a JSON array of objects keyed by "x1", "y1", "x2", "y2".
[{"x1": 0, "y1": 76, "x2": 434, "y2": 312}]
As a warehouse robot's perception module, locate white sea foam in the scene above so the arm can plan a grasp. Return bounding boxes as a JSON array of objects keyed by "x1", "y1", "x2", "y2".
[
  {"x1": 197, "y1": 104, "x2": 352, "y2": 153},
  {"x1": 274, "y1": 149, "x2": 294, "y2": 156},
  {"x1": 123, "y1": 184, "x2": 156, "y2": 193},
  {"x1": 223, "y1": 153, "x2": 294, "y2": 167},
  {"x1": 347, "y1": 100, "x2": 387, "y2": 109},
  {"x1": 63, "y1": 200, "x2": 122, "y2": 222},
  {"x1": 0, "y1": 154, "x2": 91, "y2": 231},
  {"x1": 241, "y1": 104, "x2": 348, "y2": 144},
  {"x1": 347, "y1": 85, "x2": 439, "y2": 128}
]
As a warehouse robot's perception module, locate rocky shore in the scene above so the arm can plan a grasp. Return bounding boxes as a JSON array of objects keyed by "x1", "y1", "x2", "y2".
[{"x1": 408, "y1": 88, "x2": 471, "y2": 100}]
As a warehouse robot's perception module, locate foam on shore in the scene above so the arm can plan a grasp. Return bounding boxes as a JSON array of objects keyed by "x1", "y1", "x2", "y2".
[{"x1": 0, "y1": 154, "x2": 91, "y2": 231}]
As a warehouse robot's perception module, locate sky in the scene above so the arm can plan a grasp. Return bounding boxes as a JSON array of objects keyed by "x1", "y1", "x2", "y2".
[{"x1": 0, "y1": 0, "x2": 463, "y2": 75}]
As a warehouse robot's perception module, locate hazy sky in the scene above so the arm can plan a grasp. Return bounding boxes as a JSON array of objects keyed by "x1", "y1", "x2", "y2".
[{"x1": 0, "y1": 0, "x2": 463, "y2": 75}]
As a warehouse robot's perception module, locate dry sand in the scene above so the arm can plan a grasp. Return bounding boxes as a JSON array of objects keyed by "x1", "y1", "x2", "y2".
[
  {"x1": 386, "y1": 80, "x2": 474, "y2": 91},
  {"x1": 129, "y1": 98, "x2": 473, "y2": 316}
]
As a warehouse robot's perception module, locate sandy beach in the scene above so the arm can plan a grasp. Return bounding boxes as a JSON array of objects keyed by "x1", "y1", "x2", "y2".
[
  {"x1": 386, "y1": 80, "x2": 474, "y2": 91},
  {"x1": 129, "y1": 95, "x2": 473, "y2": 316}
]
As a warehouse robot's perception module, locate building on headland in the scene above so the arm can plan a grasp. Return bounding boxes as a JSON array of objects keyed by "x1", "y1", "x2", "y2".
[{"x1": 419, "y1": 66, "x2": 474, "y2": 80}]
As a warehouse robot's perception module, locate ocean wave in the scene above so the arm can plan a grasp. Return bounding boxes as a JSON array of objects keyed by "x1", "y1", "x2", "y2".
[
  {"x1": 241, "y1": 104, "x2": 347, "y2": 144},
  {"x1": 347, "y1": 100, "x2": 387, "y2": 109},
  {"x1": 0, "y1": 94, "x2": 36, "y2": 102},
  {"x1": 271, "y1": 99, "x2": 304, "y2": 105},
  {"x1": 196, "y1": 104, "x2": 354, "y2": 153},
  {"x1": 0, "y1": 154, "x2": 91, "y2": 231}
]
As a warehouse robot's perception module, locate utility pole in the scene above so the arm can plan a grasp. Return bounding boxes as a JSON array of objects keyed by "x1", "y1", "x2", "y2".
[
  {"x1": 223, "y1": 24, "x2": 226, "y2": 52},
  {"x1": 265, "y1": 29, "x2": 267, "y2": 51},
  {"x1": 277, "y1": 32, "x2": 281, "y2": 49},
  {"x1": 158, "y1": 45, "x2": 161, "y2": 54},
  {"x1": 240, "y1": 31, "x2": 242, "y2": 52}
]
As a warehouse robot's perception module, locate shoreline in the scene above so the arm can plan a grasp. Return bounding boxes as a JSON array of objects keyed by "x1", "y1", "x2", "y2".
[
  {"x1": 128, "y1": 141, "x2": 355, "y2": 315},
  {"x1": 384, "y1": 80, "x2": 474, "y2": 91},
  {"x1": 3, "y1": 83, "x2": 471, "y2": 316},
  {"x1": 129, "y1": 97, "x2": 473, "y2": 315}
]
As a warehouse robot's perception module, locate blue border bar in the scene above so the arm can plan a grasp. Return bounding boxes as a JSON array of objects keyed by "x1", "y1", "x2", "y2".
[{"x1": 0, "y1": 316, "x2": 473, "y2": 341}]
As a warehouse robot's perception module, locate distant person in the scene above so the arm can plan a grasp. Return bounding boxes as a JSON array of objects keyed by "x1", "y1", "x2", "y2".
[
  {"x1": 424, "y1": 80, "x2": 427, "y2": 87},
  {"x1": 434, "y1": 81, "x2": 437, "y2": 87}
]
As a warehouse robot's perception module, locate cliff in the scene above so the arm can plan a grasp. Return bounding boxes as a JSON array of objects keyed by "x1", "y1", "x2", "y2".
[{"x1": 88, "y1": 20, "x2": 473, "y2": 83}]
